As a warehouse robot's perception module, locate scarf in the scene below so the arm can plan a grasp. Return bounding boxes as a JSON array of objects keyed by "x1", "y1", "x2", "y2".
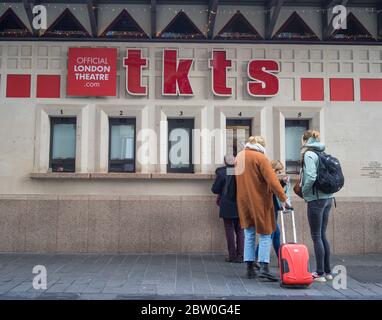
[{"x1": 245, "y1": 142, "x2": 266, "y2": 154}]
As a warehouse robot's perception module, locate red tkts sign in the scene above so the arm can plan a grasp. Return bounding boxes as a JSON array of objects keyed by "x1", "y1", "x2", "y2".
[{"x1": 67, "y1": 48, "x2": 117, "y2": 96}]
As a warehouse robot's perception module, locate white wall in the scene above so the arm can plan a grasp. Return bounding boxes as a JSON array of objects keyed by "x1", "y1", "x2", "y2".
[{"x1": 1, "y1": 41, "x2": 382, "y2": 197}]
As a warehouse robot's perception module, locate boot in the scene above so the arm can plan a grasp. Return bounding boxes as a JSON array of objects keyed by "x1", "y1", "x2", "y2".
[
  {"x1": 258, "y1": 262, "x2": 278, "y2": 282},
  {"x1": 246, "y1": 262, "x2": 257, "y2": 279}
]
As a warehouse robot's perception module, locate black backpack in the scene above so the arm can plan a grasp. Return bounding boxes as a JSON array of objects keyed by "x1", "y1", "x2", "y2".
[{"x1": 312, "y1": 151, "x2": 345, "y2": 194}]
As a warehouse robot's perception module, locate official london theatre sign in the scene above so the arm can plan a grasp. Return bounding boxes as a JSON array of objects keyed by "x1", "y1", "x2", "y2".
[
  {"x1": 67, "y1": 47, "x2": 117, "y2": 96},
  {"x1": 67, "y1": 48, "x2": 279, "y2": 97}
]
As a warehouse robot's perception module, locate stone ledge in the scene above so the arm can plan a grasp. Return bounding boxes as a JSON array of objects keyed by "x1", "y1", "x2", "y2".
[
  {"x1": 90, "y1": 173, "x2": 151, "y2": 179},
  {"x1": 151, "y1": 173, "x2": 213, "y2": 180},
  {"x1": 30, "y1": 173, "x2": 90, "y2": 179},
  {"x1": 30, "y1": 172, "x2": 214, "y2": 180}
]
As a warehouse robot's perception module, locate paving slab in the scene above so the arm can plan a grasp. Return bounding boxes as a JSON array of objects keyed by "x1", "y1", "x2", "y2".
[{"x1": 0, "y1": 253, "x2": 380, "y2": 300}]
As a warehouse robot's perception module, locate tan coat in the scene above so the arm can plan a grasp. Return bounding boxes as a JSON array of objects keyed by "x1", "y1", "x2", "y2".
[{"x1": 235, "y1": 149, "x2": 288, "y2": 234}]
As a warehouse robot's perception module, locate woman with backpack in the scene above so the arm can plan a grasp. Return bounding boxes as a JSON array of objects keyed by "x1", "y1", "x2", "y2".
[
  {"x1": 211, "y1": 155, "x2": 244, "y2": 263},
  {"x1": 300, "y1": 130, "x2": 335, "y2": 283}
]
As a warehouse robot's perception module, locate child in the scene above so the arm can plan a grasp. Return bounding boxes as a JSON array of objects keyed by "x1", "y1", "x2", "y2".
[{"x1": 254, "y1": 160, "x2": 291, "y2": 268}]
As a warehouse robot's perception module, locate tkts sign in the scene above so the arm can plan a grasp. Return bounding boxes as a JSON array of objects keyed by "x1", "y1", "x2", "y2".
[{"x1": 67, "y1": 48, "x2": 279, "y2": 97}]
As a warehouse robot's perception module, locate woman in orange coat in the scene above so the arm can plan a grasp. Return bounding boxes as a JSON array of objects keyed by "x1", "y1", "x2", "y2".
[{"x1": 235, "y1": 136, "x2": 288, "y2": 281}]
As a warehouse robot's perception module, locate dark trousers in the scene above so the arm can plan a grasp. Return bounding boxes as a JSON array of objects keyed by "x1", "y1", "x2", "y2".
[
  {"x1": 223, "y1": 218, "x2": 244, "y2": 259},
  {"x1": 307, "y1": 198, "x2": 333, "y2": 275}
]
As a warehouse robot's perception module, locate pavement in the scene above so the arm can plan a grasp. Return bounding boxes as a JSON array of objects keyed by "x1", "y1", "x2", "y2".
[{"x1": 0, "y1": 253, "x2": 381, "y2": 300}]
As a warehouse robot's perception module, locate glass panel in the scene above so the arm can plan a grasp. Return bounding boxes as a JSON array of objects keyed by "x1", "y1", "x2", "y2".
[
  {"x1": 110, "y1": 124, "x2": 135, "y2": 160},
  {"x1": 52, "y1": 123, "x2": 76, "y2": 159},
  {"x1": 169, "y1": 127, "x2": 190, "y2": 169},
  {"x1": 226, "y1": 120, "x2": 251, "y2": 156},
  {"x1": 285, "y1": 126, "x2": 306, "y2": 162},
  {"x1": 285, "y1": 120, "x2": 309, "y2": 173}
]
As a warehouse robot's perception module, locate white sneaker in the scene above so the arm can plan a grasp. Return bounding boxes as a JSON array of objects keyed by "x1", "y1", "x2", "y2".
[
  {"x1": 325, "y1": 273, "x2": 334, "y2": 281},
  {"x1": 312, "y1": 272, "x2": 327, "y2": 283}
]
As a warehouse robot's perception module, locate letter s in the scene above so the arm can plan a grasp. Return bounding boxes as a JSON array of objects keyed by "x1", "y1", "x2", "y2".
[{"x1": 247, "y1": 60, "x2": 279, "y2": 97}]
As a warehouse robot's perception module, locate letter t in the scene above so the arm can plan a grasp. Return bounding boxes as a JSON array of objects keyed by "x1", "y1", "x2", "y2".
[{"x1": 124, "y1": 49, "x2": 148, "y2": 95}]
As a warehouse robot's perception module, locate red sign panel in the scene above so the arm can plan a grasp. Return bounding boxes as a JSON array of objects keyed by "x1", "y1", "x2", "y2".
[
  {"x1": 67, "y1": 48, "x2": 117, "y2": 96},
  {"x1": 6, "y1": 74, "x2": 31, "y2": 98},
  {"x1": 360, "y1": 79, "x2": 382, "y2": 101},
  {"x1": 330, "y1": 78, "x2": 354, "y2": 101},
  {"x1": 301, "y1": 78, "x2": 324, "y2": 101}
]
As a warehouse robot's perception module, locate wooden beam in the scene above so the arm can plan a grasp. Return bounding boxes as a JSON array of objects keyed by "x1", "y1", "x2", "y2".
[
  {"x1": 207, "y1": 0, "x2": 219, "y2": 40},
  {"x1": 265, "y1": 0, "x2": 284, "y2": 40},
  {"x1": 325, "y1": 0, "x2": 349, "y2": 39},
  {"x1": 151, "y1": 0, "x2": 157, "y2": 38},
  {"x1": 22, "y1": 0, "x2": 37, "y2": 36},
  {"x1": 87, "y1": 0, "x2": 98, "y2": 37}
]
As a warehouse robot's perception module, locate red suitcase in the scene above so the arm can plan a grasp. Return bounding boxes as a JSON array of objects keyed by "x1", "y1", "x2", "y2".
[{"x1": 278, "y1": 209, "x2": 313, "y2": 288}]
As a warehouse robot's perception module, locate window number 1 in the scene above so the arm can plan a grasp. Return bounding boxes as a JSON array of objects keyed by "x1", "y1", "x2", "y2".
[
  {"x1": 60, "y1": 109, "x2": 63, "y2": 115},
  {"x1": 120, "y1": 110, "x2": 123, "y2": 116}
]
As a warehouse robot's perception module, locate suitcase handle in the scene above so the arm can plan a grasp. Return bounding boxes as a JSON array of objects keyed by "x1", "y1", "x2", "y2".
[{"x1": 279, "y1": 208, "x2": 297, "y2": 244}]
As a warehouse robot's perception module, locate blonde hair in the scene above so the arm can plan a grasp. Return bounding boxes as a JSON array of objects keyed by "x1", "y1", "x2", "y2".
[
  {"x1": 247, "y1": 136, "x2": 266, "y2": 147},
  {"x1": 302, "y1": 130, "x2": 320, "y2": 143},
  {"x1": 270, "y1": 160, "x2": 284, "y2": 172}
]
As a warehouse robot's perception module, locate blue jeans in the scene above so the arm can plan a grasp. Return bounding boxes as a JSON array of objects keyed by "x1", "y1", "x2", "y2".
[
  {"x1": 254, "y1": 224, "x2": 281, "y2": 260},
  {"x1": 254, "y1": 209, "x2": 281, "y2": 260},
  {"x1": 244, "y1": 227, "x2": 272, "y2": 263}
]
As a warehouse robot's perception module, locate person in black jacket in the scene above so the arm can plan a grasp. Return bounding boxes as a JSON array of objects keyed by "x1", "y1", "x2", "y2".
[{"x1": 211, "y1": 155, "x2": 244, "y2": 263}]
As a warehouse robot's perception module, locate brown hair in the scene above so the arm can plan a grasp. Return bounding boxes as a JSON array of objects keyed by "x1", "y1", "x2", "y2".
[
  {"x1": 302, "y1": 130, "x2": 320, "y2": 143},
  {"x1": 247, "y1": 136, "x2": 266, "y2": 147},
  {"x1": 270, "y1": 160, "x2": 284, "y2": 172}
]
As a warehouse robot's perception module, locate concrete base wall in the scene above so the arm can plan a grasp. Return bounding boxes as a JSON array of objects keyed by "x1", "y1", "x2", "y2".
[{"x1": 0, "y1": 195, "x2": 381, "y2": 255}]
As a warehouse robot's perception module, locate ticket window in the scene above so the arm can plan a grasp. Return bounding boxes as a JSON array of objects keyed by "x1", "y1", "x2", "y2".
[
  {"x1": 109, "y1": 118, "x2": 136, "y2": 172},
  {"x1": 226, "y1": 119, "x2": 252, "y2": 156},
  {"x1": 285, "y1": 120, "x2": 309, "y2": 174},
  {"x1": 167, "y1": 118, "x2": 194, "y2": 173},
  {"x1": 49, "y1": 117, "x2": 76, "y2": 172}
]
